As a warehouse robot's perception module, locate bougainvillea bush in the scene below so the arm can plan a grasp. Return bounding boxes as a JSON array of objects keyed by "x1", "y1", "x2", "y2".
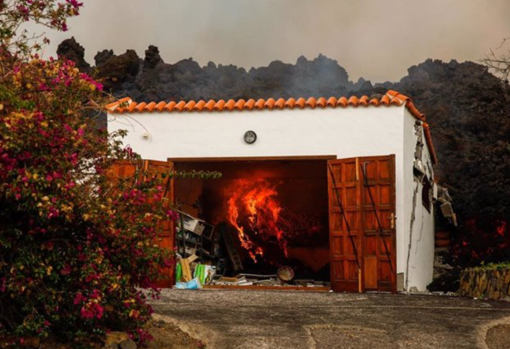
[{"x1": 0, "y1": 1, "x2": 176, "y2": 347}]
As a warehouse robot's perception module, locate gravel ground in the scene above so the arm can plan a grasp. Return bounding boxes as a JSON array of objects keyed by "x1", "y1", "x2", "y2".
[{"x1": 150, "y1": 289, "x2": 510, "y2": 349}]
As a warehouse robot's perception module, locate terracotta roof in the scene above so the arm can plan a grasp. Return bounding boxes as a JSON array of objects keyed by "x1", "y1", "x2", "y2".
[{"x1": 106, "y1": 90, "x2": 437, "y2": 164}]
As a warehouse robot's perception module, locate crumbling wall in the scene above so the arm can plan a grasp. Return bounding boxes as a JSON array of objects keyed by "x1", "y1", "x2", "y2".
[{"x1": 401, "y1": 110, "x2": 435, "y2": 291}]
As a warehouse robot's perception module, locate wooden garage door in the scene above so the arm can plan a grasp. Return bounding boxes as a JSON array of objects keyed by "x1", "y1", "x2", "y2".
[
  {"x1": 106, "y1": 160, "x2": 176, "y2": 288},
  {"x1": 328, "y1": 155, "x2": 396, "y2": 293}
]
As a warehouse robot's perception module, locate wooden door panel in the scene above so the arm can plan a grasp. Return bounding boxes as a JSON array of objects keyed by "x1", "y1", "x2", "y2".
[
  {"x1": 364, "y1": 256, "x2": 378, "y2": 289},
  {"x1": 330, "y1": 234, "x2": 344, "y2": 256},
  {"x1": 328, "y1": 158, "x2": 361, "y2": 292},
  {"x1": 360, "y1": 155, "x2": 396, "y2": 292},
  {"x1": 364, "y1": 236, "x2": 378, "y2": 255},
  {"x1": 378, "y1": 159, "x2": 392, "y2": 180},
  {"x1": 379, "y1": 185, "x2": 392, "y2": 205}
]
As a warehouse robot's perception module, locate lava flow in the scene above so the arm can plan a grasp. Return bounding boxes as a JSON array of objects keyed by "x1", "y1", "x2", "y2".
[{"x1": 226, "y1": 179, "x2": 288, "y2": 263}]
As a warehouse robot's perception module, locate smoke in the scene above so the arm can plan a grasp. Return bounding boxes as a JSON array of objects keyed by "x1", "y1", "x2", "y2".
[{"x1": 24, "y1": 0, "x2": 510, "y2": 82}]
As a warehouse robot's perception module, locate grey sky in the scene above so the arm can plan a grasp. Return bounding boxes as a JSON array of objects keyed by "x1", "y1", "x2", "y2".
[{"x1": 30, "y1": 0, "x2": 510, "y2": 82}]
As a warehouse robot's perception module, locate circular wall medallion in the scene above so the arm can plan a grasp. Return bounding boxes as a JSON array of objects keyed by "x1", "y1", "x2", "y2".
[{"x1": 244, "y1": 130, "x2": 257, "y2": 144}]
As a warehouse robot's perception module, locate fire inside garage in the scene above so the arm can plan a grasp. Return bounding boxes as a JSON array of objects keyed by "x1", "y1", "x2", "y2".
[{"x1": 174, "y1": 159, "x2": 331, "y2": 288}]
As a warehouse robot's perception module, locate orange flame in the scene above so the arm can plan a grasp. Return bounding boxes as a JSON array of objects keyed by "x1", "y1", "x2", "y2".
[{"x1": 226, "y1": 180, "x2": 287, "y2": 262}]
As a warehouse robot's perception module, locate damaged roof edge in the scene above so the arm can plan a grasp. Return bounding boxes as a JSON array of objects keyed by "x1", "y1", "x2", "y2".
[{"x1": 422, "y1": 122, "x2": 438, "y2": 165}]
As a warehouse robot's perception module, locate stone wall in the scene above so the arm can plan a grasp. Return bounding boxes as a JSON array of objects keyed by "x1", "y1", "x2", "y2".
[{"x1": 460, "y1": 267, "x2": 510, "y2": 300}]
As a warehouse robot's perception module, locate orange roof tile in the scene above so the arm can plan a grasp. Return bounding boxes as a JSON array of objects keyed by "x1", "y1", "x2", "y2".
[
  {"x1": 224, "y1": 99, "x2": 235, "y2": 111},
  {"x1": 264, "y1": 98, "x2": 275, "y2": 109},
  {"x1": 295, "y1": 97, "x2": 306, "y2": 109},
  {"x1": 306, "y1": 97, "x2": 316, "y2": 109},
  {"x1": 174, "y1": 101, "x2": 186, "y2": 112},
  {"x1": 285, "y1": 98, "x2": 296, "y2": 109},
  {"x1": 194, "y1": 100, "x2": 206, "y2": 111},
  {"x1": 244, "y1": 99, "x2": 255, "y2": 110},
  {"x1": 317, "y1": 97, "x2": 327, "y2": 108},
  {"x1": 337, "y1": 96, "x2": 348, "y2": 107},
  {"x1": 107, "y1": 90, "x2": 434, "y2": 162},
  {"x1": 275, "y1": 98, "x2": 286, "y2": 109},
  {"x1": 164, "y1": 101, "x2": 176, "y2": 112},
  {"x1": 234, "y1": 99, "x2": 245, "y2": 110},
  {"x1": 184, "y1": 100, "x2": 196, "y2": 111},
  {"x1": 204, "y1": 100, "x2": 215, "y2": 111},
  {"x1": 155, "y1": 101, "x2": 166, "y2": 112}
]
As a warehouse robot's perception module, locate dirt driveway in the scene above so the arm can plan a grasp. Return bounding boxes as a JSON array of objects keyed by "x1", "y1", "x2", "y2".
[{"x1": 150, "y1": 290, "x2": 510, "y2": 349}]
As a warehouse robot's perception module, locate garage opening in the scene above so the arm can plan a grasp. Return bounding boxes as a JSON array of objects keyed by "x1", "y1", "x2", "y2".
[{"x1": 173, "y1": 157, "x2": 332, "y2": 289}]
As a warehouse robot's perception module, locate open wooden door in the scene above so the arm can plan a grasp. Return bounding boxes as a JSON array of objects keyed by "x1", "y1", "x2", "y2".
[
  {"x1": 106, "y1": 160, "x2": 176, "y2": 288},
  {"x1": 327, "y1": 158, "x2": 362, "y2": 292},
  {"x1": 328, "y1": 155, "x2": 396, "y2": 293},
  {"x1": 360, "y1": 156, "x2": 396, "y2": 292}
]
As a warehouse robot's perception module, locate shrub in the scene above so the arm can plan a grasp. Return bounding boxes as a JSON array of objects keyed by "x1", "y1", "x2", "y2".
[{"x1": 0, "y1": 1, "x2": 176, "y2": 347}]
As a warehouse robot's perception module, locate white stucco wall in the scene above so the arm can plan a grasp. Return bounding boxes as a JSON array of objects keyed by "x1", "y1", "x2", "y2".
[
  {"x1": 108, "y1": 104, "x2": 434, "y2": 291},
  {"x1": 109, "y1": 106, "x2": 405, "y2": 161},
  {"x1": 402, "y1": 109, "x2": 435, "y2": 291}
]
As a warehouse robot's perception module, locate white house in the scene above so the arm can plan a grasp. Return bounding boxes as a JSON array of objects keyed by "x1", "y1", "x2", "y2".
[{"x1": 107, "y1": 90, "x2": 438, "y2": 293}]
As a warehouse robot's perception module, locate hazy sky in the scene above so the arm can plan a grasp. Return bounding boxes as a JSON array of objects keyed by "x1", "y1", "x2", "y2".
[{"x1": 29, "y1": 0, "x2": 510, "y2": 82}]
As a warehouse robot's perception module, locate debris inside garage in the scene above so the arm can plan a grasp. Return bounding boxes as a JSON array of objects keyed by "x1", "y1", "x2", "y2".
[{"x1": 173, "y1": 207, "x2": 330, "y2": 289}]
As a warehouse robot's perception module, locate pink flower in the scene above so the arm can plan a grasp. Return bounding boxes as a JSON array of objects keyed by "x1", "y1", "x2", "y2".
[
  {"x1": 166, "y1": 210, "x2": 179, "y2": 222},
  {"x1": 73, "y1": 292, "x2": 87, "y2": 305}
]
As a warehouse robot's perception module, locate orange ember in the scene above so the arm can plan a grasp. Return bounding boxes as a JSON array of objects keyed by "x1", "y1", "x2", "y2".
[{"x1": 226, "y1": 180, "x2": 288, "y2": 262}]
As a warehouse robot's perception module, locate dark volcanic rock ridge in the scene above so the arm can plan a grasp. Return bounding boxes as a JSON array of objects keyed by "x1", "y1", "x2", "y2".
[{"x1": 57, "y1": 38, "x2": 510, "y2": 266}]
